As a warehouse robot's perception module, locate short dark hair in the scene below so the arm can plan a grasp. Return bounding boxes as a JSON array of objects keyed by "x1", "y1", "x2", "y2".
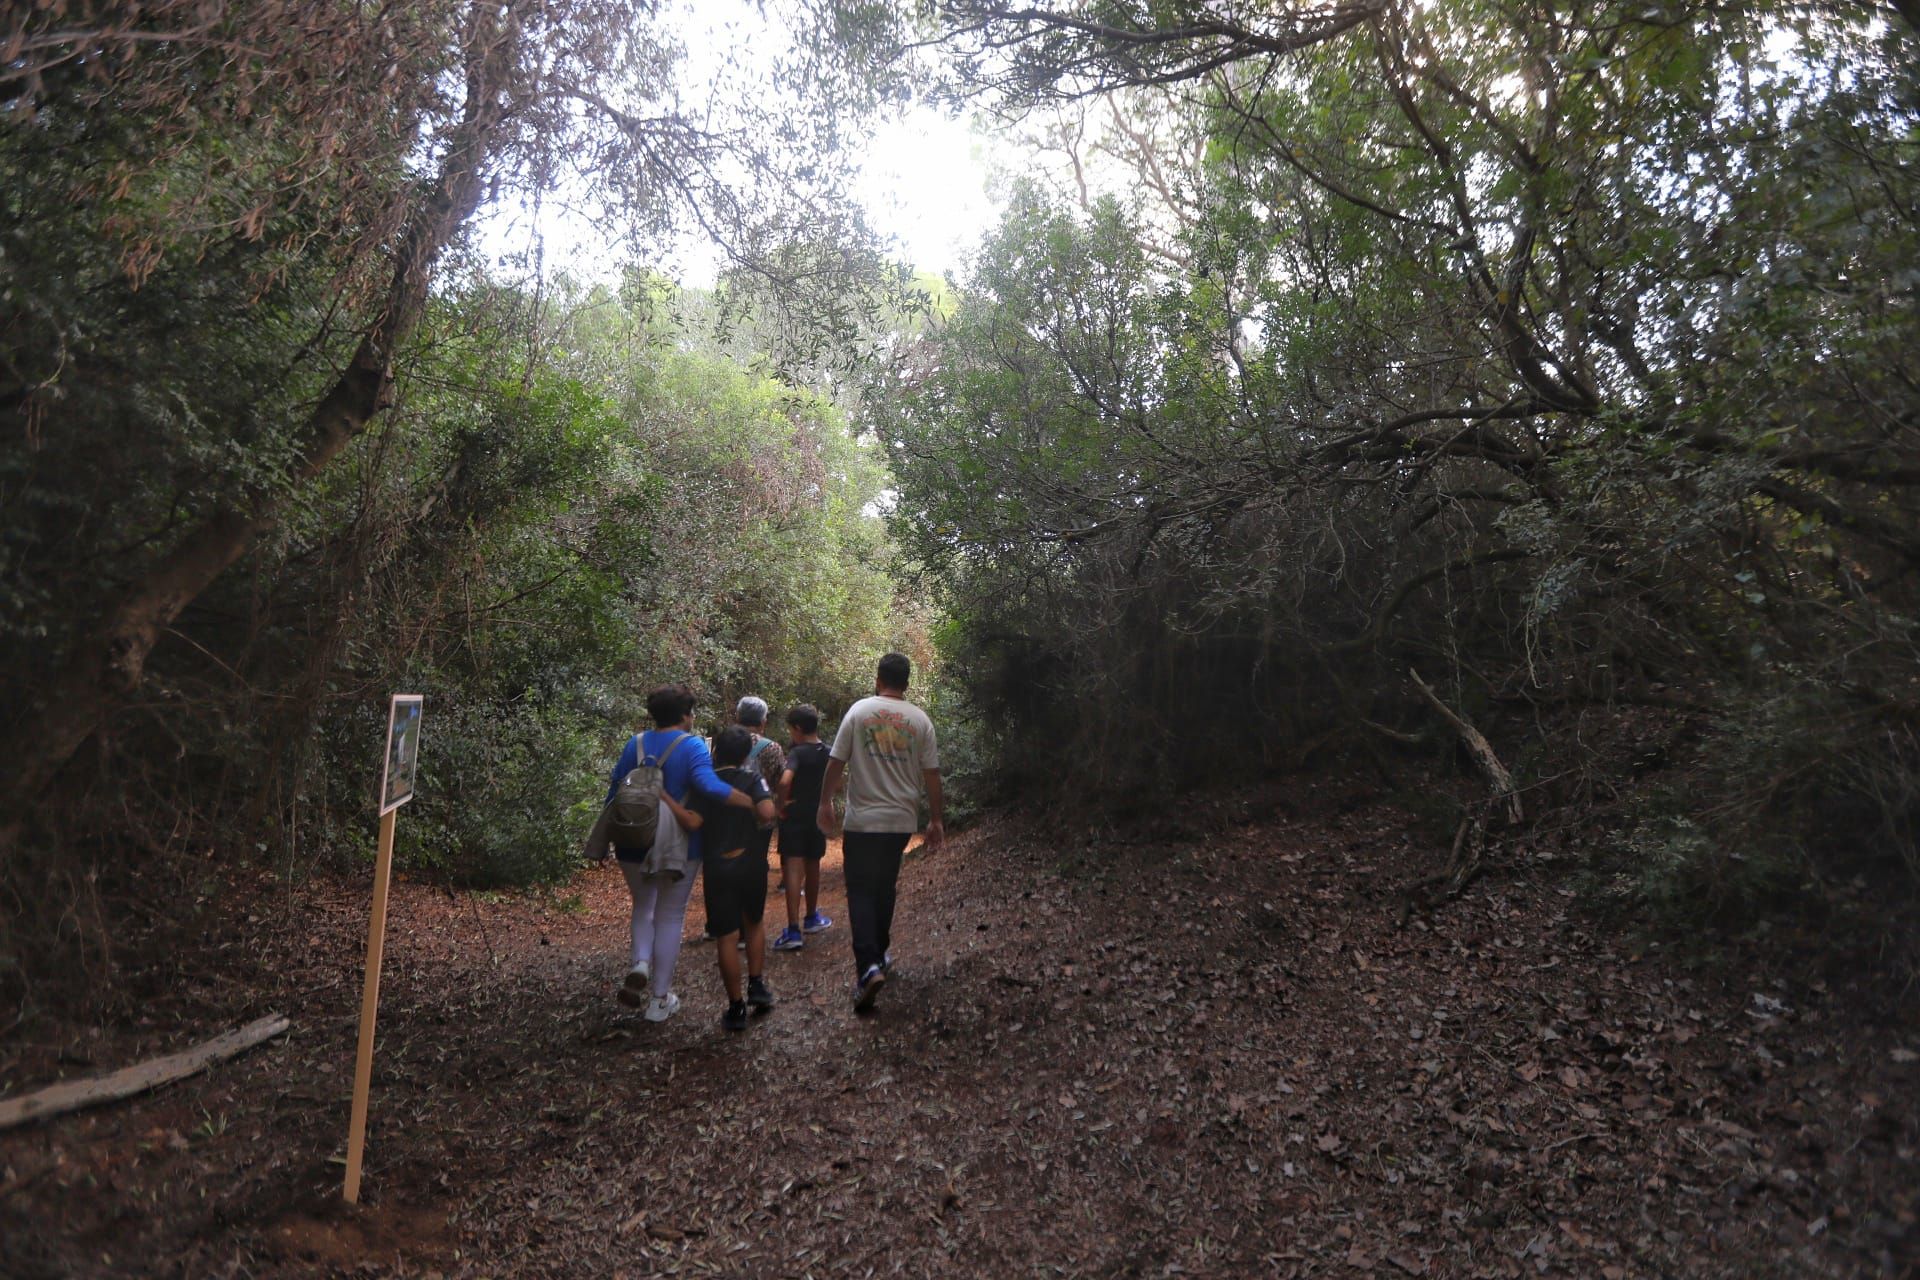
[
  {"x1": 785, "y1": 703, "x2": 820, "y2": 735},
  {"x1": 877, "y1": 652, "x2": 911, "y2": 691},
  {"x1": 646, "y1": 683, "x2": 695, "y2": 728},
  {"x1": 713, "y1": 724, "x2": 753, "y2": 767}
]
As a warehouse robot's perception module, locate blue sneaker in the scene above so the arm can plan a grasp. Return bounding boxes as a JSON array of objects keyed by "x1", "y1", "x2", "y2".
[
  {"x1": 771, "y1": 925, "x2": 804, "y2": 952},
  {"x1": 853, "y1": 964, "x2": 886, "y2": 1012},
  {"x1": 803, "y1": 910, "x2": 833, "y2": 934}
]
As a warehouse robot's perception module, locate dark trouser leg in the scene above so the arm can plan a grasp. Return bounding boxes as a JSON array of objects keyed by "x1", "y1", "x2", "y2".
[{"x1": 843, "y1": 831, "x2": 909, "y2": 977}]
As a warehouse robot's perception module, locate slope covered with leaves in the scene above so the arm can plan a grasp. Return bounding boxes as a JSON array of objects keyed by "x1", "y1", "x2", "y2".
[{"x1": 1, "y1": 781, "x2": 1912, "y2": 1277}]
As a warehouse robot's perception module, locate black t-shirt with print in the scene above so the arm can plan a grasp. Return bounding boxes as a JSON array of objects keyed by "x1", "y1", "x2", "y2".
[
  {"x1": 694, "y1": 766, "x2": 772, "y2": 858},
  {"x1": 781, "y1": 741, "x2": 831, "y2": 832}
]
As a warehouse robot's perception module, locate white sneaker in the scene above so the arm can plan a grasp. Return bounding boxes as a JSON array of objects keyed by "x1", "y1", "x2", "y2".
[
  {"x1": 643, "y1": 992, "x2": 682, "y2": 1023},
  {"x1": 617, "y1": 965, "x2": 650, "y2": 1008}
]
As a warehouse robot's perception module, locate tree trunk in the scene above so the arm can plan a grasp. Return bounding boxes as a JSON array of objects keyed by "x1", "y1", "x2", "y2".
[{"x1": 0, "y1": 8, "x2": 518, "y2": 827}]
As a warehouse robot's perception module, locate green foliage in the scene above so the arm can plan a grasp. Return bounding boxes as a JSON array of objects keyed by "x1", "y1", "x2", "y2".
[
  {"x1": 883, "y1": 1, "x2": 1920, "y2": 928},
  {"x1": 0, "y1": 0, "x2": 939, "y2": 1021},
  {"x1": 2, "y1": 256, "x2": 910, "y2": 890},
  {"x1": 1616, "y1": 813, "x2": 1808, "y2": 931},
  {"x1": 256, "y1": 277, "x2": 910, "y2": 886},
  {"x1": 399, "y1": 698, "x2": 607, "y2": 889}
]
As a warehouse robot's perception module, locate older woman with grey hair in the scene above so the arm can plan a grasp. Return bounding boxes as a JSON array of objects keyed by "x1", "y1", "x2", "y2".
[
  {"x1": 735, "y1": 696, "x2": 785, "y2": 861},
  {"x1": 735, "y1": 696, "x2": 786, "y2": 793}
]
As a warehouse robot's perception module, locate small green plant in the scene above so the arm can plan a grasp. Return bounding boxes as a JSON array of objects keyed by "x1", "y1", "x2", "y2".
[{"x1": 194, "y1": 1108, "x2": 229, "y2": 1141}]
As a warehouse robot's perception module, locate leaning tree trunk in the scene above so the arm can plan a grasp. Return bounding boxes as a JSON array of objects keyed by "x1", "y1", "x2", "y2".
[{"x1": 0, "y1": 9, "x2": 519, "y2": 830}]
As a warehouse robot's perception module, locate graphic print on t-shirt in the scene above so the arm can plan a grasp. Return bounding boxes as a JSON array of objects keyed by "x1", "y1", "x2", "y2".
[
  {"x1": 832, "y1": 695, "x2": 939, "y2": 833},
  {"x1": 861, "y1": 707, "x2": 918, "y2": 760}
]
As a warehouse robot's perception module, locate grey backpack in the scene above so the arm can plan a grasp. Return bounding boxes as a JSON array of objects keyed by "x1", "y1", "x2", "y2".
[{"x1": 606, "y1": 733, "x2": 687, "y2": 850}]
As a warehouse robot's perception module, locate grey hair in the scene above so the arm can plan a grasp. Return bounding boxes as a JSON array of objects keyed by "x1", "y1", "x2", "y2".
[{"x1": 735, "y1": 695, "x2": 769, "y2": 727}]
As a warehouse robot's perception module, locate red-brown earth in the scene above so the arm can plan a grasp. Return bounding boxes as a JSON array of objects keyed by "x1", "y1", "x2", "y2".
[{"x1": 2, "y1": 780, "x2": 1916, "y2": 1277}]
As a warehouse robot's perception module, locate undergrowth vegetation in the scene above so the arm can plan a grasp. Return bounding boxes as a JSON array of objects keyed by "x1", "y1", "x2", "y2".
[
  {"x1": 4, "y1": 0, "x2": 1919, "y2": 1023},
  {"x1": 869, "y1": 4, "x2": 1920, "y2": 950}
]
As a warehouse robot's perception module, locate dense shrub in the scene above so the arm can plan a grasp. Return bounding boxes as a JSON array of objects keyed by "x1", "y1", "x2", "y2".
[{"x1": 872, "y1": 5, "x2": 1920, "y2": 931}]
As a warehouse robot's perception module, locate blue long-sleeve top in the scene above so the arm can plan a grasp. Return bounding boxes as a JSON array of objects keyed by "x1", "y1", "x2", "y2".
[{"x1": 606, "y1": 729, "x2": 734, "y2": 862}]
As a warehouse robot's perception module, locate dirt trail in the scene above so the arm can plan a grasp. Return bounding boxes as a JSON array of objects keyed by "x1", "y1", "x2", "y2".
[{"x1": 2, "y1": 782, "x2": 1916, "y2": 1278}]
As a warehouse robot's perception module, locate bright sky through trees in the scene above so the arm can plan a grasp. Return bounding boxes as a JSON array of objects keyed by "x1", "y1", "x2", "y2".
[{"x1": 476, "y1": 0, "x2": 1003, "y2": 285}]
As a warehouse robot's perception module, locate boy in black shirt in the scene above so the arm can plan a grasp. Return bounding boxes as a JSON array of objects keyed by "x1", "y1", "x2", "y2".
[
  {"x1": 772, "y1": 704, "x2": 833, "y2": 951},
  {"x1": 693, "y1": 726, "x2": 779, "y2": 1030}
]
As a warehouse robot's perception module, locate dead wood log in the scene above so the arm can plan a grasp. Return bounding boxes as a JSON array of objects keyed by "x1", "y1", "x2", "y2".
[
  {"x1": 1408, "y1": 667, "x2": 1524, "y2": 825},
  {"x1": 1397, "y1": 811, "x2": 1488, "y2": 927},
  {"x1": 0, "y1": 1014, "x2": 289, "y2": 1131}
]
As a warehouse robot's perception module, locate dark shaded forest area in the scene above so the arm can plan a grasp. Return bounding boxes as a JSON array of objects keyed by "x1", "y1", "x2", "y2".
[
  {"x1": 2, "y1": 0, "x2": 1919, "y2": 1276},
  {"x1": 881, "y1": 1, "x2": 1920, "y2": 956}
]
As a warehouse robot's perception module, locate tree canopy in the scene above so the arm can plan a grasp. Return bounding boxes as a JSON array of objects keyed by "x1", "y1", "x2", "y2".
[{"x1": 871, "y1": 0, "x2": 1920, "y2": 919}]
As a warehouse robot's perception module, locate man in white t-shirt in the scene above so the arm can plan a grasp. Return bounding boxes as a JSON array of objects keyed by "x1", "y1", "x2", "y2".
[{"x1": 816, "y1": 652, "x2": 944, "y2": 1012}]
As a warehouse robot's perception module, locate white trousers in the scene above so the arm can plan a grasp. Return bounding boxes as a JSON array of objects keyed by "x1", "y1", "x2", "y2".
[{"x1": 620, "y1": 858, "x2": 698, "y2": 999}]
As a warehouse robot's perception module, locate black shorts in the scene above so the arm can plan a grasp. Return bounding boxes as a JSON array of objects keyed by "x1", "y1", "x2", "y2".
[
  {"x1": 778, "y1": 824, "x2": 827, "y2": 861},
  {"x1": 703, "y1": 849, "x2": 768, "y2": 937}
]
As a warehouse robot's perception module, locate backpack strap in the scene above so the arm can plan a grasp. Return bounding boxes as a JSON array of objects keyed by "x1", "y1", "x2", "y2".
[
  {"x1": 643, "y1": 730, "x2": 690, "y2": 768},
  {"x1": 637, "y1": 729, "x2": 691, "y2": 771}
]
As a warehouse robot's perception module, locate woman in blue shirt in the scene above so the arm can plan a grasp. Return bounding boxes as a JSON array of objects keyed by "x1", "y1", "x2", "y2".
[{"x1": 606, "y1": 684, "x2": 754, "y2": 1022}]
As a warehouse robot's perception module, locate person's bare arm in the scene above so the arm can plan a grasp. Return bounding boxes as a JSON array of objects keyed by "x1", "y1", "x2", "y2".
[
  {"x1": 922, "y1": 767, "x2": 945, "y2": 853},
  {"x1": 754, "y1": 794, "x2": 777, "y2": 823},
  {"x1": 777, "y1": 767, "x2": 796, "y2": 817},
  {"x1": 817, "y1": 757, "x2": 846, "y2": 836},
  {"x1": 661, "y1": 790, "x2": 704, "y2": 831}
]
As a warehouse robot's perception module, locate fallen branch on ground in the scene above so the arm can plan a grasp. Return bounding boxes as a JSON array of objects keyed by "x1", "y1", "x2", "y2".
[
  {"x1": 0, "y1": 1013, "x2": 289, "y2": 1131},
  {"x1": 1408, "y1": 667, "x2": 1524, "y2": 824},
  {"x1": 1398, "y1": 810, "x2": 1489, "y2": 928}
]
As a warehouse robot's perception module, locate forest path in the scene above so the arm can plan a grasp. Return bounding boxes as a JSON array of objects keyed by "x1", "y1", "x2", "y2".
[{"x1": 2, "y1": 781, "x2": 1915, "y2": 1278}]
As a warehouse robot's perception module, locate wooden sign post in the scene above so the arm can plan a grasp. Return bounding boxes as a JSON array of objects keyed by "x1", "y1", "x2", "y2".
[{"x1": 344, "y1": 693, "x2": 422, "y2": 1204}]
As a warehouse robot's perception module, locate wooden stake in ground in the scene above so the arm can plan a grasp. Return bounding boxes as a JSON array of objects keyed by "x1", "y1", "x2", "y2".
[
  {"x1": 0, "y1": 1014, "x2": 288, "y2": 1131},
  {"x1": 344, "y1": 693, "x2": 422, "y2": 1204}
]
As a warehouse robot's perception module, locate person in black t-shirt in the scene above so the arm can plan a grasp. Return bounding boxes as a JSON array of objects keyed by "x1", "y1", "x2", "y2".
[
  {"x1": 771, "y1": 704, "x2": 833, "y2": 951},
  {"x1": 692, "y1": 726, "x2": 779, "y2": 1031}
]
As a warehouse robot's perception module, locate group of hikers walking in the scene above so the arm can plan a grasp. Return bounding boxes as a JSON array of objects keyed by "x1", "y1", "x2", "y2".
[{"x1": 585, "y1": 652, "x2": 943, "y2": 1030}]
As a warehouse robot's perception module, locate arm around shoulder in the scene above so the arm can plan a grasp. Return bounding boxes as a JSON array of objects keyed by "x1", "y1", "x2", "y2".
[{"x1": 662, "y1": 790, "x2": 703, "y2": 830}]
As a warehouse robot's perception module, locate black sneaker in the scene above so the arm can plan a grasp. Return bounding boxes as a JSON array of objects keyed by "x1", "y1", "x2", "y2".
[
  {"x1": 853, "y1": 963, "x2": 886, "y2": 1013},
  {"x1": 722, "y1": 1000, "x2": 749, "y2": 1032},
  {"x1": 746, "y1": 976, "x2": 776, "y2": 1013}
]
